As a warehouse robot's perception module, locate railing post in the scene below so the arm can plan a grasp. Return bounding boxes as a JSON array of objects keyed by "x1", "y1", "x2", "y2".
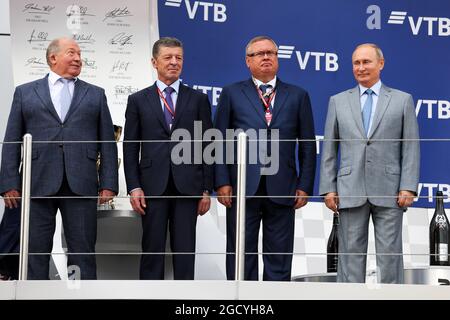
[
  {"x1": 19, "y1": 134, "x2": 32, "y2": 280},
  {"x1": 235, "y1": 132, "x2": 247, "y2": 281}
]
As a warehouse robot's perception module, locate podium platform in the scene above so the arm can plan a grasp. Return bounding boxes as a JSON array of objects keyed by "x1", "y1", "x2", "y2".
[
  {"x1": 1, "y1": 279, "x2": 450, "y2": 300},
  {"x1": 292, "y1": 267, "x2": 450, "y2": 285}
]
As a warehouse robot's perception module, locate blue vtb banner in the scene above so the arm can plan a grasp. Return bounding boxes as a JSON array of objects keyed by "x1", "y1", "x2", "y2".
[{"x1": 158, "y1": 0, "x2": 450, "y2": 208}]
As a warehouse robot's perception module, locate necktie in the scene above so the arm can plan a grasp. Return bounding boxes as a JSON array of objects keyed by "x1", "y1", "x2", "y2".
[
  {"x1": 163, "y1": 86, "x2": 175, "y2": 129},
  {"x1": 59, "y1": 78, "x2": 72, "y2": 122},
  {"x1": 362, "y1": 89, "x2": 373, "y2": 136},
  {"x1": 259, "y1": 84, "x2": 273, "y2": 125},
  {"x1": 259, "y1": 84, "x2": 273, "y2": 109}
]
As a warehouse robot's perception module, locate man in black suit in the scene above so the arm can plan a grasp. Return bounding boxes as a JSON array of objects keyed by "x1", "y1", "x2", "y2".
[
  {"x1": 123, "y1": 37, "x2": 213, "y2": 280},
  {"x1": 0, "y1": 37, "x2": 118, "y2": 280}
]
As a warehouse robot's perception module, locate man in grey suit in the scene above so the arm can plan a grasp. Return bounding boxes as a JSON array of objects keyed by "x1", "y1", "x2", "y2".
[
  {"x1": 0, "y1": 37, "x2": 118, "y2": 279},
  {"x1": 319, "y1": 43, "x2": 419, "y2": 283}
]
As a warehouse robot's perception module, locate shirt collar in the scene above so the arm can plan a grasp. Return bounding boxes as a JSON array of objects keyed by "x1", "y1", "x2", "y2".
[
  {"x1": 359, "y1": 79, "x2": 381, "y2": 97},
  {"x1": 253, "y1": 76, "x2": 277, "y2": 89},
  {"x1": 156, "y1": 79, "x2": 181, "y2": 94},
  {"x1": 48, "y1": 70, "x2": 78, "y2": 85}
]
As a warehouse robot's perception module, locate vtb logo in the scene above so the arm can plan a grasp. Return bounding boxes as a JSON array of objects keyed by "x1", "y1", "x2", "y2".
[
  {"x1": 278, "y1": 45, "x2": 338, "y2": 72},
  {"x1": 367, "y1": 5, "x2": 450, "y2": 36},
  {"x1": 388, "y1": 11, "x2": 450, "y2": 36},
  {"x1": 164, "y1": 0, "x2": 227, "y2": 23}
]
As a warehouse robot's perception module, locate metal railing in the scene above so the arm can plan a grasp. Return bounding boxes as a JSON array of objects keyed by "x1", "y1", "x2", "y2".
[
  {"x1": 1, "y1": 135, "x2": 447, "y2": 281},
  {"x1": 18, "y1": 134, "x2": 32, "y2": 281},
  {"x1": 235, "y1": 132, "x2": 247, "y2": 281},
  {"x1": 11, "y1": 133, "x2": 251, "y2": 281}
]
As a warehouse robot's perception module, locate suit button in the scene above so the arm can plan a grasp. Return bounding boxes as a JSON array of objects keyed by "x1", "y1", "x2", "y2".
[
  {"x1": 59, "y1": 144, "x2": 63, "y2": 148},
  {"x1": 61, "y1": 125, "x2": 64, "y2": 128},
  {"x1": 367, "y1": 141, "x2": 371, "y2": 145}
]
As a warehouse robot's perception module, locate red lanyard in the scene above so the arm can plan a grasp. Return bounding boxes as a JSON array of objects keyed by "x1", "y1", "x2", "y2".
[
  {"x1": 255, "y1": 85, "x2": 276, "y2": 112},
  {"x1": 156, "y1": 87, "x2": 175, "y2": 117}
]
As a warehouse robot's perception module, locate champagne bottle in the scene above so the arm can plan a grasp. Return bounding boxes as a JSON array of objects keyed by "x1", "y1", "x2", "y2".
[
  {"x1": 327, "y1": 212, "x2": 339, "y2": 273},
  {"x1": 429, "y1": 191, "x2": 450, "y2": 266}
]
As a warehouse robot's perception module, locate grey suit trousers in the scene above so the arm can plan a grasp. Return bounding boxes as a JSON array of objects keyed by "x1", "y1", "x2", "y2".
[{"x1": 337, "y1": 201, "x2": 404, "y2": 284}]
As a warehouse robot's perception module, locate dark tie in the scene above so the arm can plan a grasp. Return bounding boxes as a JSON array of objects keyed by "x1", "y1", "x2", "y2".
[
  {"x1": 259, "y1": 84, "x2": 273, "y2": 125},
  {"x1": 259, "y1": 84, "x2": 273, "y2": 110},
  {"x1": 59, "y1": 78, "x2": 73, "y2": 122},
  {"x1": 163, "y1": 86, "x2": 175, "y2": 129},
  {"x1": 362, "y1": 89, "x2": 374, "y2": 136}
]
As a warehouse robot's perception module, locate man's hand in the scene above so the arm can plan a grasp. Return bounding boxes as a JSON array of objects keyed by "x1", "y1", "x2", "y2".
[
  {"x1": 294, "y1": 189, "x2": 308, "y2": 209},
  {"x1": 3, "y1": 189, "x2": 21, "y2": 209},
  {"x1": 217, "y1": 185, "x2": 233, "y2": 208},
  {"x1": 98, "y1": 189, "x2": 115, "y2": 204},
  {"x1": 324, "y1": 192, "x2": 339, "y2": 212},
  {"x1": 130, "y1": 189, "x2": 147, "y2": 215},
  {"x1": 397, "y1": 190, "x2": 415, "y2": 208},
  {"x1": 197, "y1": 192, "x2": 211, "y2": 216}
]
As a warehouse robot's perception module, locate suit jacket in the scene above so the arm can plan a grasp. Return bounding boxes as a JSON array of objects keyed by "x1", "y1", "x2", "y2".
[
  {"x1": 214, "y1": 78, "x2": 316, "y2": 206},
  {"x1": 123, "y1": 82, "x2": 213, "y2": 196},
  {"x1": 319, "y1": 83, "x2": 420, "y2": 209},
  {"x1": 0, "y1": 75, "x2": 118, "y2": 197}
]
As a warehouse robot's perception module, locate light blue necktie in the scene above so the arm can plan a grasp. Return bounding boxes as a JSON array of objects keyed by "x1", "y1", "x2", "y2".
[
  {"x1": 362, "y1": 89, "x2": 373, "y2": 136},
  {"x1": 59, "y1": 78, "x2": 72, "y2": 122}
]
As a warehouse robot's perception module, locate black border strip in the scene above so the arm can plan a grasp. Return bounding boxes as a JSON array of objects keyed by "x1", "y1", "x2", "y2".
[{"x1": 0, "y1": 33, "x2": 11, "y2": 36}]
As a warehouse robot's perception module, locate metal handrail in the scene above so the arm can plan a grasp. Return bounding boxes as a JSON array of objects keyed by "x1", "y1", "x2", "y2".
[
  {"x1": 18, "y1": 134, "x2": 32, "y2": 281},
  {"x1": 235, "y1": 132, "x2": 247, "y2": 281}
]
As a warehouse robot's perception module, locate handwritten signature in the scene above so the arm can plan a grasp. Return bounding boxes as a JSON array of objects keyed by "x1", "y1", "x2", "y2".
[
  {"x1": 103, "y1": 7, "x2": 133, "y2": 21},
  {"x1": 82, "y1": 58, "x2": 97, "y2": 69},
  {"x1": 27, "y1": 29, "x2": 49, "y2": 43},
  {"x1": 73, "y1": 33, "x2": 95, "y2": 44},
  {"x1": 25, "y1": 57, "x2": 45, "y2": 66},
  {"x1": 66, "y1": 5, "x2": 95, "y2": 17},
  {"x1": 23, "y1": 3, "x2": 55, "y2": 14},
  {"x1": 111, "y1": 60, "x2": 131, "y2": 73},
  {"x1": 108, "y1": 33, "x2": 133, "y2": 46}
]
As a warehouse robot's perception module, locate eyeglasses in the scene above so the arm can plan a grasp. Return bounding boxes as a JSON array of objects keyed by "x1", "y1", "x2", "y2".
[{"x1": 247, "y1": 50, "x2": 278, "y2": 58}]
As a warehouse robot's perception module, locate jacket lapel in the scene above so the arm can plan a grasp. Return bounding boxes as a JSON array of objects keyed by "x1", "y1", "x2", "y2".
[
  {"x1": 242, "y1": 78, "x2": 267, "y2": 125},
  {"x1": 270, "y1": 79, "x2": 289, "y2": 126},
  {"x1": 64, "y1": 79, "x2": 88, "y2": 123},
  {"x1": 145, "y1": 83, "x2": 170, "y2": 134},
  {"x1": 34, "y1": 75, "x2": 61, "y2": 123},
  {"x1": 368, "y1": 84, "x2": 391, "y2": 138},
  {"x1": 348, "y1": 86, "x2": 366, "y2": 137},
  {"x1": 172, "y1": 84, "x2": 191, "y2": 130}
]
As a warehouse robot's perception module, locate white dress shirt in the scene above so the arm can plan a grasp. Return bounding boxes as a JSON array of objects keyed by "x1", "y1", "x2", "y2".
[{"x1": 48, "y1": 70, "x2": 77, "y2": 120}]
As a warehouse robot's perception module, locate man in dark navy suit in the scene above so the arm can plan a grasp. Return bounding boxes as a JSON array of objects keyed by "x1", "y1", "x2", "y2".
[
  {"x1": 0, "y1": 37, "x2": 118, "y2": 280},
  {"x1": 123, "y1": 37, "x2": 213, "y2": 280},
  {"x1": 215, "y1": 36, "x2": 316, "y2": 281}
]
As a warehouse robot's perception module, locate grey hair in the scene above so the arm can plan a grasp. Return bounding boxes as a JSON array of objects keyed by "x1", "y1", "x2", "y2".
[
  {"x1": 355, "y1": 43, "x2": 384, "y2": 60},
  {"x1": 46, "y1": 37, "x2": 75, "y2": 66},
  {"x1": 245, "y1": 36, "x2": 278, "y2": 56},
  {"x1": 152, "y1": 37, "x2": 183, "y2": 58}
]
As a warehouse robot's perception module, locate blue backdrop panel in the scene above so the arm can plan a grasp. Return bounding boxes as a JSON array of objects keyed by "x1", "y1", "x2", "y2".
[{"x1": 158, "y1": 0, "x2": 450, "y2": 208}]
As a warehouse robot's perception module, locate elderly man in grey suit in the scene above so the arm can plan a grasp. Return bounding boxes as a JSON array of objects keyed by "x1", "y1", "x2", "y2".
[
  {"x1": 319, "y1": 43, "x2": 420, "y2": 283},
  {"x1": 0, "y1": 37, "x2": 118, "y2": 279}
]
